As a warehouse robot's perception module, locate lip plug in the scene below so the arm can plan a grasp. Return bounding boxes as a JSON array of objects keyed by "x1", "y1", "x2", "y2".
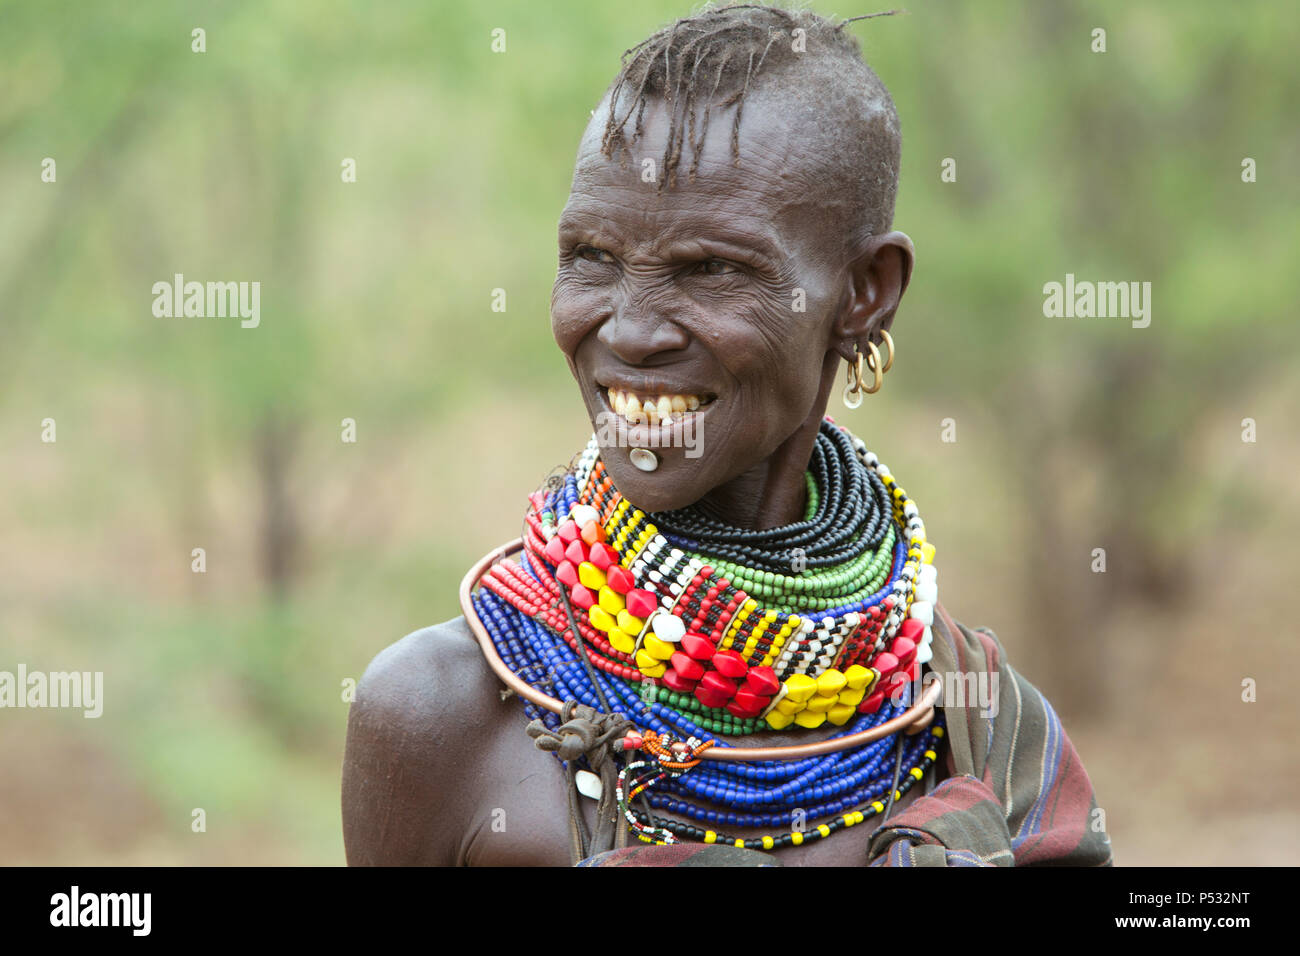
[{"x1": 629, "y1": 448, "x2": 659, "y2": 472}]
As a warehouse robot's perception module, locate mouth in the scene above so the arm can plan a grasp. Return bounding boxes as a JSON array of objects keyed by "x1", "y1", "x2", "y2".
[
  {"x1": 597, "y1": 385, "x2": 718, "y2": 427},
  {"x1": 592, "y1": 381, "x2": 719, "y2": 455}
]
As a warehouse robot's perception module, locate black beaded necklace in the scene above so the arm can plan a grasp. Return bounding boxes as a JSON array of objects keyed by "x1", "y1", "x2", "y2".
[{"x1": 651, "y1": 421, "x2": 893, "y2": 573}]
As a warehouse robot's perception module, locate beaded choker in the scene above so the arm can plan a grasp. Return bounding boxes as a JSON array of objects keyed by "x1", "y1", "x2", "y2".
[{"x1": 468, "y1": 417, "x2": 947, "y2": 852}]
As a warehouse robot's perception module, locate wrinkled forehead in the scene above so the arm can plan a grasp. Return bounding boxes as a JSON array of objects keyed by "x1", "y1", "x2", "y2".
[{"x1": 567, "y1": 86, "x2": 856, "y2": 253}]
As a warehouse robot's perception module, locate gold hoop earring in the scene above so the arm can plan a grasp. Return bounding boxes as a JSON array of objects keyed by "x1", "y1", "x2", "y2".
[
  {"x1": 879, "y1": 329, "x2": 895, "y2": 374},
  {"x1": 843, "y1": 345, "x2": 865, "y2": 409},
  {"x1": 862, "y1": 341, "x2": 883, "y2": 394},
  {"x1": 843, "y1": 341, "x2": 883, "y2": 408}
]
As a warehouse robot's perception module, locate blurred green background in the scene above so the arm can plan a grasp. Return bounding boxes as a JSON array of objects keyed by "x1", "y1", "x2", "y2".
[{"x1": 2, "y1": 0, "x2": 1297, "y2": 864}]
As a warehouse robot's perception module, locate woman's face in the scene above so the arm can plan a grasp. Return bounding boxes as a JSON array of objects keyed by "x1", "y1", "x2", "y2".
[{"x1": 551, "y1": 88, "x2": 855, "y2": 514}]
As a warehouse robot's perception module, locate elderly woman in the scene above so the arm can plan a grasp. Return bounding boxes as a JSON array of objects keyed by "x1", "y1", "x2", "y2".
[{"x1": 342, "y1": 3, "x2": 1111, "y2": 867}]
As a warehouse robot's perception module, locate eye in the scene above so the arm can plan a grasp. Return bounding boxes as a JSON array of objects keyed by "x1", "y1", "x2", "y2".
[
  {"x1": 697, "y1": 258, "x2": 739, "y2": 276},
  {"x1": 576, "y1": 245, "x2": 616, "y2": 264}
]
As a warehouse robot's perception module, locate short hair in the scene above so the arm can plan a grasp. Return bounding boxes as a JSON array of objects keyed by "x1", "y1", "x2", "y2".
[{"x1": 599, "y1": 3, "x2": 902, "y2": 237}]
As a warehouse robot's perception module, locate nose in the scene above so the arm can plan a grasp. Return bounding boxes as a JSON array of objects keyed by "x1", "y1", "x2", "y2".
[{"x1": 596, "y1": 300, "x2": 691, "y2": 366}]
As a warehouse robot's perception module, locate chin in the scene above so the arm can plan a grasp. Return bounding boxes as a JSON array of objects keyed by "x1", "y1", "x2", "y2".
[
  {"x1": 595, "y1": 444, "x2": 713, "y2": 515},
  {"x1": 580, "y1": 386, "x2": 727, "y2": 514}
]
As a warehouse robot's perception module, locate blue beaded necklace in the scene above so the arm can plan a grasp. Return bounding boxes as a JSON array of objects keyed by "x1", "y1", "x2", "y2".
[{"x1": 470, "y1": 430, "x2": 947, "y2": 852}]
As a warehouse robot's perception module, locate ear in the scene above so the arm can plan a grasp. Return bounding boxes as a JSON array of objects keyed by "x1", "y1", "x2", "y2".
[{"x1": 831, "y1": 231, "x2": 915, "y2": 362}]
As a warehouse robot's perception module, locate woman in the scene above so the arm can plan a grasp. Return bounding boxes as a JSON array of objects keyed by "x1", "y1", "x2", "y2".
[{"x1": 342, "y1": 3, "x2": 1111, "y2": 867}]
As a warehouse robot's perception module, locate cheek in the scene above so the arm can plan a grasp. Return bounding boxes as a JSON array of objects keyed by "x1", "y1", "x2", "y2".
[
  {"x1": 550, "y1": 279, "x2": 605, "y2": 355},
  {"x1": 711, "y1": 301, "x2": 830, "y2": 405}
]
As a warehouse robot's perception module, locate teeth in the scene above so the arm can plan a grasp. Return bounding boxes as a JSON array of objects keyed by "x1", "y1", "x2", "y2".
[{"x1": 604, "y1": 388, "x2": 713, "y2": 424}]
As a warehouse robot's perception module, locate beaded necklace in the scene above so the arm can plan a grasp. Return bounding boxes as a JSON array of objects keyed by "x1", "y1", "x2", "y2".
[{"x1": 472, "y1": 416, "x2": 946, "y2": 851}]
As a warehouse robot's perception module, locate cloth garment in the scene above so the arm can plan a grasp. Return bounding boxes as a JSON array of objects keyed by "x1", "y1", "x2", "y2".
[
  {"x1": 574, "y1": 602, "x2": 1112, "y2": 867},
  {"x1": 577, "y1": 844, "x2": 780, "y2": 866},
  {"x1": 864, "y1": 603, "x2": 1113, "y2": 866}
]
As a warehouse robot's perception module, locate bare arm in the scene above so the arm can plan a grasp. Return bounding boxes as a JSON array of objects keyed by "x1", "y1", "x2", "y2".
[{"x1": 342, "y1": 620, "x2": 488, "y2": 866}]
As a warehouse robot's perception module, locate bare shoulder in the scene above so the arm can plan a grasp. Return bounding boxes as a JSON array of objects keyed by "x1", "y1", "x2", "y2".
[
  {"x1": 354, "y1": 616, "x2": 496, "y2": 716},
  {"x1": 342, "y1": 617, "x2": 502, "y2": 865}
]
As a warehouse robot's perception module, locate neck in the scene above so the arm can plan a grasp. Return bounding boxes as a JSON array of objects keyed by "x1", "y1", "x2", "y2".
[
  {"x1": 690, "y1": 356, "x2": 840, "y2": 530},
  {"x1": 690, "y1": 418, "x2": 816, "y2": 529}
]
